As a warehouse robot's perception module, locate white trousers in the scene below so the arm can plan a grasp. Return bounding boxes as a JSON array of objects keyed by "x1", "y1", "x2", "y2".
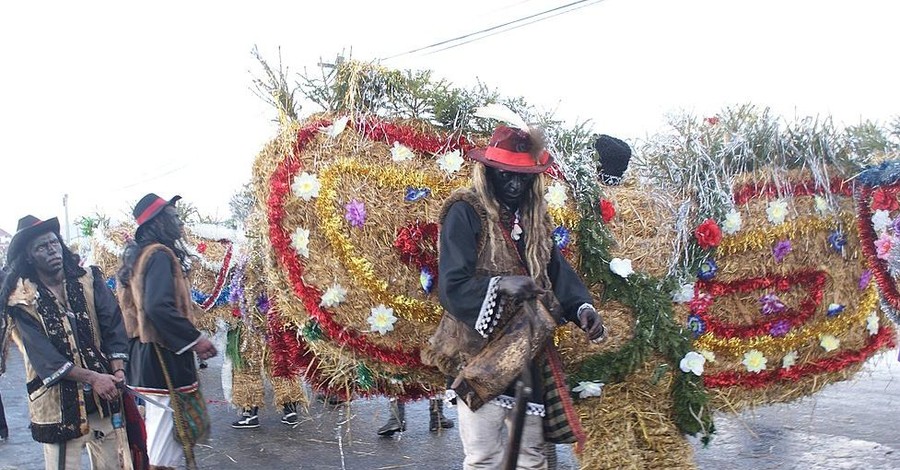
[
  {"x1": 143, "y1": 395, "x2": 186, "y2": 469},
  {"x1": 42, "y1": 412, "x2": 132, "y2": 470},
  {"x1": 457, "y1": 400, "x2": 547, "y2": 470}
]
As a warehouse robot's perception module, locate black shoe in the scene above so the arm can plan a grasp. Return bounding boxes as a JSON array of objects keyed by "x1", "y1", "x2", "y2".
[
  {"x1": 281, "y1": 403, "x2": 299, "y2": 427},
  {"x1": 377, "y1": 400, "x2": 406, "y2": 437},
  {"x1": 429, "y1": 399, "x2": 454, "y2": 432},
  {"x1": 198, "y1": 361, "x2": 208, "y2": 369},
  {"x1": 231, "y1": 407, "x2": 260, "y2": 429}
]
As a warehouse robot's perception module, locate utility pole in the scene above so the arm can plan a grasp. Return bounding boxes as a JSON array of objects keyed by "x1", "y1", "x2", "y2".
[{"x1": 63, "y1": 194, "x2": 70, "y2": 243}]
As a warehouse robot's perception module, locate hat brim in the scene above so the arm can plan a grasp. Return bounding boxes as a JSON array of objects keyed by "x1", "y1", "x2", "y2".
[
  {"x1": 137, "y1": 195, "x2": 182, "y2": 227},
  {"x1": 467, "y1": 148, "x2": 553, "y2": 174},
  {"x1": 7, "y1": 217, "x2": 61, "y2": 264}
]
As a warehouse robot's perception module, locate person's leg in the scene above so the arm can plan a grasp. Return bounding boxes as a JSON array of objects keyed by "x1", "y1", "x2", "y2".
[
  {"x1": 43, "y1": 433, "x2": 89, "y2": 470},
  {"x1": 510, "y1": 413, "x2": 547, "y2": 470},
  {"x1": 143, "y1": 395, "x2": 184, "y2": 468},
  {"x1": 377, "y1": 398, "x2": 406, "y2": 436},
  {"x1": 0, "y1": 392, "x2": 8, "y2": 440},
  {"x1": 85, "y1": 412, "x2": 132, "y2": 469},
  {"x1": 429, "y1": 398, "x2": 454, "y2": 432},
  {"x1": 457, "y1": 401, "x2": 506, "y2": 469}
]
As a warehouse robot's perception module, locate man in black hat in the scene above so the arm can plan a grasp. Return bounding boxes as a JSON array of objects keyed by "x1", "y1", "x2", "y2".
[
  {"x1": 117, "y1": 193, "x2": 217, "y2": 470},
  {"x1": 0, "y1": 215, "x2": 131, "y2": 468}
]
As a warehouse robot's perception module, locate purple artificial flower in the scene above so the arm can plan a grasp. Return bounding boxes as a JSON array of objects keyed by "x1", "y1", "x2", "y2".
[
  {"x1": 892, "y1": 217, "x2": 900, "y2": 234},
  {"x1": 769, "y1": 319, "x2": 791, "y2": 336},
  {"x1": 420, "y1": 267, "x2": 434, "y2": 293},
  {"x1": 345, "y1": 199, "x2": 367, "y2": 228},
  {"x1": 760, "y1": 293, "x2": 787, "y2": 315},
  {"x1": 859, "y1": 269, "x2": 873, "y2": 290},
  {"x1": 773, "y1": 239, "x2": 792, "y2": 263},
  {"x1": 256, "y1": 293, "x2": 270, "y2": 314}
]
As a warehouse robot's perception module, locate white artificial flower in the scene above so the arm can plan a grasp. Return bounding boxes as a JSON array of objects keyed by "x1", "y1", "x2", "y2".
[
  {"x1": 741, "y1": 349, "x2": 768, "y2": 373},
  {"x1": 866, "y1": 311, "x2": 880, "y2": 336},
  {"x1": 721, "y1": 209, "x2": 743, "y2": 235},
  {"x1": 436, "y1": 149, "x2": 464, "y2": 174},
  {"x1": 679, "y1": 351, "x2": 706, "y2": 376},
  {"x1": 872, "y1": 210, "x2": 892, "y2": 233},
  {"x1": 672, "y1": 283, "x2": 695, "y2": 303},
  {"x1": 572, "y1": 381, "x2": 604, "y2": 399},
  {"x1": 319, "y1": 284, "x2": 348, "y2": 308},
  {"x1": 367, "y1": 304, "x2": 398, "y2": 335},
  {"x1": 292, "y1": 172, "x2": 321, "y2": 201},
  {"x1": 609, "y1": 258, "x2": 634, "y2": 278},
  {"x1": 391, "y1": 141, "x2": 415, "y2": 162},
  {"x1": 544, "y1": 182, "x2": 569, "y2": 209},
  {"x1": 319, "y1": 116, "x2": 350, "y2": 138},
  {"x1": 766, "y1": 199, "x2": 789, "y2": 225},
  {"x1": 819, "y1": 334, "x2": 840, "y2": 352},
  {"x1": 291, "y1": 227, "x2": 310, "y2": 258},
  {"x1": 814, "y1": 196, "x2": 830, "y2": 215},
  {"x1": 699, "y1": 350, "x2": 716, "y2": 363},
  {"x1": 782, "y1": 350, "x2": 798, "y2": 369}
]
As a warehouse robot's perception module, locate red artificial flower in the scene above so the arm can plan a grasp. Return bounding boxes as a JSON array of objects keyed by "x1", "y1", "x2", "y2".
[
  {"x1": 694, "y1": 218, "x2": 722, "y2": 249},
  {"x1": 599, "y1": 199, "x2": 616, "y2": 223},
  {"x1": 872, "y1": 187, "x2": 899, "y2": 211},
  {"x1": 197, "y1": 242, "x2": 208, "y2": 254},
  {"x1": 704, "y1": 116, "x2": 719, "y2": 126}
]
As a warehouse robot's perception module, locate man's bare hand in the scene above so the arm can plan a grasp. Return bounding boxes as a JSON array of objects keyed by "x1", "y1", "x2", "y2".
[
  {"x1": 90, "y1": 372, "x2": 121, "y2": 401},
  {"x1": 496, "y1": 276, "x2": 545, "y2": 300},
  {"x1": 192, "y1": 336, "x2": 218, "y2": 361}
]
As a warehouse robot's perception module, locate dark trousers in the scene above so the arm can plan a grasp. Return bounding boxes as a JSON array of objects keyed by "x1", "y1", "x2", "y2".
[{"x1": 0, "y1": 391, "x2": 7, "y2": 438}]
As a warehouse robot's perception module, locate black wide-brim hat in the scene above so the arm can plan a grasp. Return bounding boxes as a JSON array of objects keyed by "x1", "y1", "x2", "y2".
[
  {"x1": 467, "y1": 125, "x2": 553, "y2": 174},
  {"x1": 133, "y1": 193, "x2": 181, "y2": 227},
  {"x1": 8, "y1": 215, "x2": 61, "y2": 264}
]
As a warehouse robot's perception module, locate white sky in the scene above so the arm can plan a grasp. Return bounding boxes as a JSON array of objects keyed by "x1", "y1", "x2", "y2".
[{"x1": 1, "y1": 0, "x2": 898, "y2": 236}]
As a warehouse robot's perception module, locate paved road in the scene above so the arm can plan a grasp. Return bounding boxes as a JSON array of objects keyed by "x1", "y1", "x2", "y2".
[{"x1": 2, "y1": 346, "x2": 900, "y2": 469}]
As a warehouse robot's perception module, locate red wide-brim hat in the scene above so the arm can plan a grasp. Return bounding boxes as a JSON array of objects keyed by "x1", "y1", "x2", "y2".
[
  {"x1": 133, "y1": 193, "x2": 181, "y2": 227},
  {"x1": 467, "y1": 125, "x2": 553, "y2": 174}
]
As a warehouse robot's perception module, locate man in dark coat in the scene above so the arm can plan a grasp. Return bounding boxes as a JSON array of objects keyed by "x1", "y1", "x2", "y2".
[
  {"x1": 117, "y1": 194, "x2": 217, "y2": 470},
  {"x1": 2, "y1": 215, "x2": 131, "y2": 469}
]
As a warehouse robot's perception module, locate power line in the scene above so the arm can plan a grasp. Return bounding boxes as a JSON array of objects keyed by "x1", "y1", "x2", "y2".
[{"x1": 381, "y1": 0, "x2": 605, "y2": 61}]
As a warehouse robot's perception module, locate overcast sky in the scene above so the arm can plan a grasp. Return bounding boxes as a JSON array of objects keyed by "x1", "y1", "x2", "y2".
[{"x1": 1, "y1": 0, "x2": 898, "y2": 236}]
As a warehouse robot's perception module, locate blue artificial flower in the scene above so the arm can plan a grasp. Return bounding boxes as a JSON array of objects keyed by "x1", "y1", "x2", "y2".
[
  {"x1": 826, "y1": 303, "x2": 845, "y2": 317},
  {"x1": 687, "y1": 313, "x2": 706, "y2": 337},
  {"x1": 697, "y1": 259, "x2": 718, "y2": 281},
  {"x1": 420, "y1": 267, "x2": 434, "y2": 294},
  {"x1": 405, "y1": 187, "x2": 431, "y2": 202},
  {"x1": 106, "y1": 277, "x2": 117, "y2": 291},
  {"x1": 191, "y1": 289, "x2": 208, "y2": 305},
  {"x1": 828, "y1": 230, "x2": 846, "y2": 253},
  {"x1": 256, "y1": 294, "x2": 270, "y2": 314},
  {"x1": 552, "y1": 226, "x2": 570, "y2": 249}
]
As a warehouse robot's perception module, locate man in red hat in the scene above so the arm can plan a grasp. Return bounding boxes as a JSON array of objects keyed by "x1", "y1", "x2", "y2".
[
  {"x1": 429, "y1": 120, "x2": 606, "y2": 469},
  {"x1": 117, "y1": 194, "x2": 217, "y2": 470},
  {"x1": 1, "y1": 215, "x2": 132, "y2": 469}
]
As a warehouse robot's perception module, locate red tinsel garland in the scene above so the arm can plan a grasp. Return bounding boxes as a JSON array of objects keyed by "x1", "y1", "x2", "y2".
[
  {"x1": 358, "y1": 117, "x2": 474, "y2": 156},
  {"x1": 703, "y1": 326, "x2": 896, "y2": 388},
  {"x1": 733, "y1": 178, "x2": 852, "y2": 205},
  {"x1": 199, "y1": 240, "x2": 233, "y2": 311},
  {"x1": 856, "y1": 185, "x2": 900, "y2": 311},
  {"x1": 693, "y1": 270, "x2": 826, "y2": 338},
  {"x1": 394, "y1": 222, "x2": 439, "y2": 280}
]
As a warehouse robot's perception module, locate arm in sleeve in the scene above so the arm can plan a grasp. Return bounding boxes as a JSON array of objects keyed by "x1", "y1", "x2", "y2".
[
  {"x1": 547, "y1": 245, "x2": 594, "y2": 323},
  {"x1": 142, "y1": 251, "x2": 202, "y2": 354},
  {"x1": 438, "y1": 201, "x2": 497, "y2": 331},
  {"x1": 91, "y1": 266, "x2": 129, "y2": 362},
  {"x1": 7, "y1": 306, "x2": 74, "y2": 386}
]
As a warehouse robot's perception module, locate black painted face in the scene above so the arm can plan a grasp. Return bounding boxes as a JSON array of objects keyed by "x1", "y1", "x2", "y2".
[
  {"x1": 27, "y1": 231, "x2": 64, "y2": 276},
  {"x1": 486, "y1": 167, "x2": 536, "y2": 211}
]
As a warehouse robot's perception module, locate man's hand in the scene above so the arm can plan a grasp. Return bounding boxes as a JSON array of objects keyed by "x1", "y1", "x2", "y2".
[
  {"x1": 90, "y1": 372, "x2": 122, "y2": 401},
  {"x1": 192, "y1": 336, "x2": 218, "y2": 361},
  {"x1": 496, "y1": 276, "x2": 545, "y2": 300},
  {"x1": 578, "y1": 306, "x2": 607, "y2": 342}
]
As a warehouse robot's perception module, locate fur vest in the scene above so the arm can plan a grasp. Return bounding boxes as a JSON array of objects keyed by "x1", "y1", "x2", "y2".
[
  {"x1": 118, "y1": 244, "x2": 196, "y2": 344},
  {"x1": 7, "y1": 268, "x2": 119, "y2": 443}
]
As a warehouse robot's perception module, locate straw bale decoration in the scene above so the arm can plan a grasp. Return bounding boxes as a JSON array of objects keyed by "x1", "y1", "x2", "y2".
[{"x1": 248, "y1": 56, "x2": 900, "y2": 468}]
